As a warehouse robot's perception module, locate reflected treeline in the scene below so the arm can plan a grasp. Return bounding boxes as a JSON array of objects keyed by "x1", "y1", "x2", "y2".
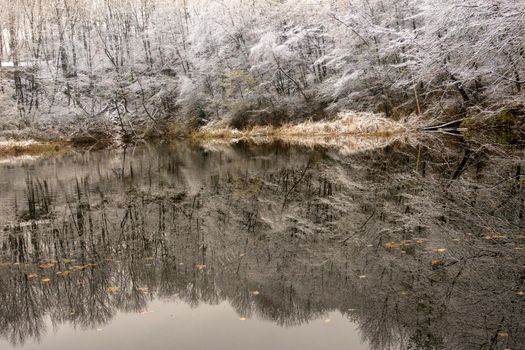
[{"x1": 0, "y1": 138, "x2": 524, "y2": 349}]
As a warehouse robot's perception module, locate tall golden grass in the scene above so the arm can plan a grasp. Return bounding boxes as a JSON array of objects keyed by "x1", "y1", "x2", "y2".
[
  {"x1": 0, "y1": 140, "x2": 66, "y2": 158},
  {"x1": 192, "y1": 112, "x2": 420, "y2": 154},
  {"x1": 192, "y1": 112, "x2": 410, "y2": 141}
]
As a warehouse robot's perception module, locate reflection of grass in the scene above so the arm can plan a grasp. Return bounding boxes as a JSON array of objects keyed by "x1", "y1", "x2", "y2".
[
  {"x1": 192, "y1": 113, "x2": 409, "y2": 142},
  {"x1": 0, "y1": 140, "x2": 67, "y2": 158}
]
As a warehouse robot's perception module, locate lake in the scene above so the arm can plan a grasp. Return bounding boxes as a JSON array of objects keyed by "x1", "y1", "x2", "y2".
[{"x1": 0, "y1": 136, "x2": 524, "y2": 350}]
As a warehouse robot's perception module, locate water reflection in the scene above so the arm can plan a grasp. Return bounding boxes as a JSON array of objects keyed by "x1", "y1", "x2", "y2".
[{"x1": 0, "y1": 137, "x2": 524, "y2": 350}]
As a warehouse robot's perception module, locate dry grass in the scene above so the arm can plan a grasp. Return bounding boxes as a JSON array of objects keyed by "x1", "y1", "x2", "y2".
[
  {"x1": 0, "y1": 140, "x2": 67, "y2": 158},
  {"x1": 193, "y1": 112, "x2": 421, "y2": 155},
  {"x1": 192, "y1": 112, "x2": 411, "y2": 142}
]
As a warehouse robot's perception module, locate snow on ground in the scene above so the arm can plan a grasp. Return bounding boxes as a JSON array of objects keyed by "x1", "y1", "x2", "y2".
[{"x1": 0, "y1": 139, "x2": 39, "y2": 147}]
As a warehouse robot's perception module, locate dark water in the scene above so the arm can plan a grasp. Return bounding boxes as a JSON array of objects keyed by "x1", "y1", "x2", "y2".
[{"x1": 0, "y1": 137, "x2": 524, "y2": 350}]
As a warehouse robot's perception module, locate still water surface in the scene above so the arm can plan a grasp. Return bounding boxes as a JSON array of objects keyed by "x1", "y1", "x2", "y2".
[{"x1": 0, "y1": 137, "x2": 523, "y2": 350}]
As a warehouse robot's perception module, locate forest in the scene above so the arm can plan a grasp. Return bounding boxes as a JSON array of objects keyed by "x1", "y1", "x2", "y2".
[{"x1": 0, "y1": 0, "x2": 524, "y2": 141}]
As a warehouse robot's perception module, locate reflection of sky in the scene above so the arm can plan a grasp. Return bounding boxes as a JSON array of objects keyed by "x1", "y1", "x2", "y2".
[{"x1": 0, "y1": 300, "x2": 367, "y2": 350}]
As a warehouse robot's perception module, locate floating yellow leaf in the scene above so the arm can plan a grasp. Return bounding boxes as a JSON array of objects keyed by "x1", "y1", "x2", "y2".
[
  {"x1": 41, "y1": 278, "x2": 51, "y2": 283},
  {"x1": 107, "y1": 287, "x2": 120, "y2": 294},
  {"x1": 39, "y1": 263, "x2": 55, "y2": 269},
  {"x1": 69, "y1": 265, "x2": 93, "y2": 271},
  {"x1": 384, "y1": 242, "x2": 400, "y2": 249},
  {"x1": 432, "y1": 248, "x2": 447, "y2": 253},
  {"x1": 27, "y1": 273, "x2": 38, "y2": 279},
  {"x1": 63, "y1": 258, "x2": 77, "y2": 263},
  {"x1": 195, "y1": 264, "x2": 206, "y2": 271},
  {"x1": 431, "y1": 259, "x2": 442, "y2": 267}
]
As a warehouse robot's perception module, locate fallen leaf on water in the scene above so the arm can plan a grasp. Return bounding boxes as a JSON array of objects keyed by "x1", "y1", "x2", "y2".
[
  {"x1": 107, "y1": 287, "x2": 119, "y2": 294},
  {"x1": 358, "y1": 275, "x2": 367, "y2": 279},
  {"x1": 138, "y1": 287, "x2": 149, "y2": 293},
  {"x1": 239, "y1": 317, "x2": 247, "y2": 321},
  {"x1": 39, "y1": 263, "x2": 55, "y2": 269},
  {"x1": 69, "y1": 264, "x2": 95, "y2": 271},
  {"x1": 498, "y1": 331, "x2": 509, "y2": 337},
  {"x1": 366, "y1": 244, "x2": 373, "y2": 247},
  {"x1": 384, "y1": 242, "x2": 400, "y2": 249},
  {"x1": 516, "y1": 291, "x2": 524, "y2": 296},
  {"x1": 195, "y1": 264, "x2": 206, "y2": 271},
  {"x1": 433, "y1": 248, "x2": 447, "y2": 253},
  {"x1": 251, "y1": 291, "x2": 260, "y2": 295},
  {"x1": 431, "y1": 259, "x2": 442, "y2": 267},
  {"x1": 63, "y1": 258, "x2": 77, "y2": 263},
  {"x1": 56, "y1": 271, "x2": 70, "y2": 276},
  {"x1": 27, "y1": 273, "x2": 38, "y2": 279},
  {"x1": 41, "y1": 278, "x2": 51, "y2": 283}
]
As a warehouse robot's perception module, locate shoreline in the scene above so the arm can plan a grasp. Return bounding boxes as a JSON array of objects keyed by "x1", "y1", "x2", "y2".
[{"x1": 0, "y1": 113, "x2": 523, "y2": 160}]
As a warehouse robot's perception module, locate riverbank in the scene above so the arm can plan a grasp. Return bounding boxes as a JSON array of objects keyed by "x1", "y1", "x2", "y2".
[
  {"x1": 0, "y1": 111, "x2": 523, "y2": 160},
  {"x1": 191, "y1": 112, "x2": 411, "y2": 140},
  {"x1": 0, "y1": 140, "x2": 67, "y2": 158}
]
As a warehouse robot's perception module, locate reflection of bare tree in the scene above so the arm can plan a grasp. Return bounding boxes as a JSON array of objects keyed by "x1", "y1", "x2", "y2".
[{"x1": 0, "y1": 137, "x2": 524, "y2": 349}]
